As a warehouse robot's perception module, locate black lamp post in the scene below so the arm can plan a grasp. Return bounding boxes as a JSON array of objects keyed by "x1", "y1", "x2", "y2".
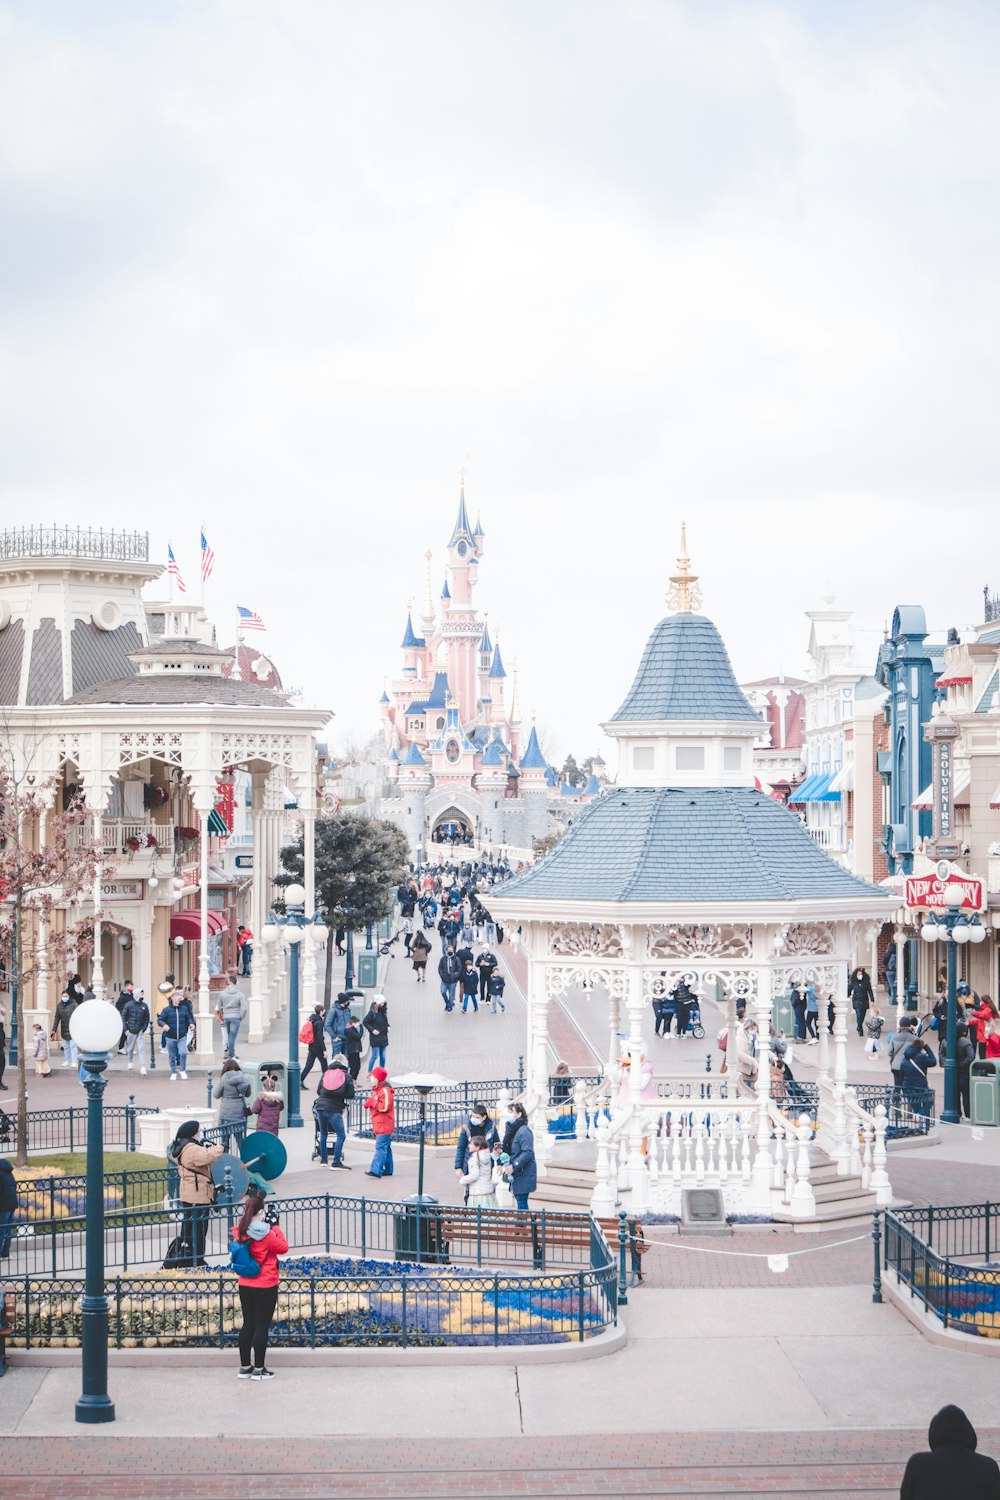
[
  {"x1": 262, "y1": 882, "x2": 317, "y2": 1129},
  {"x1": 920, "y1": 907, "x2": 987, "y2": 1124},
  {"x1": 69, "y1": 999, "x2": 123, "y2": 1424}
]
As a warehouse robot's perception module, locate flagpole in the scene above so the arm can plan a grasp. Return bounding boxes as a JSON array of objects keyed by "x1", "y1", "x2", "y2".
[
  {"x1": 199, "y1": 525, "x2": 205, "y2": 610},
  {"x1": 233, "y1": 610, "x2": 243, "y2": 681},
  {"x1": 168, "y1": 541, "x2": 174, "y2": 604}
]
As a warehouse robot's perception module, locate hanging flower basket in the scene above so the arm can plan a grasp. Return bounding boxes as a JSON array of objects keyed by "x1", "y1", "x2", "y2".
[
  {"x1": 143, "y1": 783, "x2": 169, "y2": 811},
  {"x1": 175, "y1": 826, "x2": 200, "y2": 843}
]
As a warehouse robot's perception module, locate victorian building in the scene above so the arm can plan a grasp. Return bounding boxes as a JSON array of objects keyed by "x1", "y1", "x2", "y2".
[{"x1": 0, "y1": 526, "x2": 329, "y2": 1067}]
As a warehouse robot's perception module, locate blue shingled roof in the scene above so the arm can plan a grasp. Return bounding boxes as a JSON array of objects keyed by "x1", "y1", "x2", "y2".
[
  {"x1": 448, "y1": 487, "x2": 473, "y2": 545},
  {"x1": 611, "y1": 613, "x2": 760, "y2": 723},
  {"x1": 479, "y1": 623, "x2": 492, "y2": 656},
  {"x1": 441, "y1": 579, "x2": 451, "y2": 600},
  {"x1": 400, "y1": 742, "x2": 427, "y2": 766},
  {"x1": 480, "y1": 735, "x2": 507, "y2": 767},
  {"x1": 401, "y1": 613, "x2": 425, "y2": 650},
  {"x1": 979, "y1": 628, "x2": 1000, "y2": 644},
  {"x1": 379, "y1": 689, "x2": 390, "y2": 704},
  {"x1": 582, "y1": 773, "x2": 601, "y2": 795},
  {"x1": 520, "y1": 724, "x2": 547, "y2": 770},
  {"x1": 496, "y1": 787, "x2": 896, "y2": 904},
  {"x1": 425, "y1": 671, "x2": 450, "y2": 709},
  {"x1": 544, "y1": 765, "x2": 557, "y2": 787},
  {"x1": 387, "y1": 746, "x2": 399, "y2": 761},
  {"x1": 473, "y1": 513, "x2": 485, "y2": 539},
  {"x1": 489, "y1": 643, "x2": 506, "y2": 679},
  {"x1": 976, "y1": 670, "x2": 999, "y2": 713}
]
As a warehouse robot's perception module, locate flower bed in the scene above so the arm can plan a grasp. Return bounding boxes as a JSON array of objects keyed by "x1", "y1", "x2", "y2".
[{"x1": 3, "y1": 1254, "x2": 614, "y2": 1350}]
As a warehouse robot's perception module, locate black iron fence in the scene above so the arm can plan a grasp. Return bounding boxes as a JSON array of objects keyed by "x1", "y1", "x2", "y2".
[
  {"x1": 14, "y1": 1167, "x2": 171, "y2": 1226},
  {"x1": 0, "y1": 1102, "x2": 158, "y2": 1155},
  {"x1": 768, "y1": 1082, "x2": 934, "y2": 1138},
  {"x1": 5, "y1": 1191, "x2": 612, "y2": 1280},
  {"x1": 884, "y1": 1201, "x2": 1000, "y2": 1338},
  {"x1": 0, "y1": 526, "x2": 149, "y2": 560},
  {"x1": 343, "y1": 1076, "x2": 524, "y2": 1142}
]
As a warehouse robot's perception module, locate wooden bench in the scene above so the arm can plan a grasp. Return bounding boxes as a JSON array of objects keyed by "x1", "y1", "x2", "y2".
[
  {"x1": 433, "y1": 1212, "x2": 646, "y2": 1281},
  {"x1": 0, "y1": 1289, "x2": 14, "y2": 1377}
]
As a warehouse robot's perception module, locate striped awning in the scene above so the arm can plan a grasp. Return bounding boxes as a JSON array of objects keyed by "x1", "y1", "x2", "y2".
[
  {"x1": 169, "y1": 909, "x2": 226, "y2": 942},
  {"x1": 911, "y1": 766, "x2": 971, "y2": 809}
]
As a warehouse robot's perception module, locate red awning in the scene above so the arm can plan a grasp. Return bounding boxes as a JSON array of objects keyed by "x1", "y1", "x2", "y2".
[{"x1": 170, "y1": 909, "x2": 226, "y2": 942}]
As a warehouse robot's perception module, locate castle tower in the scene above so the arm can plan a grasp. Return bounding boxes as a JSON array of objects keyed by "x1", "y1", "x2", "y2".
[{"x1": 518, "y1": 718, "x2": 551, "y2": 843}]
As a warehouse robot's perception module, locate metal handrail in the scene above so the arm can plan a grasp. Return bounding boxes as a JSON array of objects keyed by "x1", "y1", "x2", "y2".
[{"x1": 0, "y1": 526, "x2": 149, "y2": 561}]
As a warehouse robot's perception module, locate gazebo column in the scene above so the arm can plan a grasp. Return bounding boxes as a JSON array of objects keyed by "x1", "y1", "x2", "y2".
[
  {"x1": 607, "y1": 980, "x2": 622, "y2": 1077},
  {"x1": 625, "y1": 964, "x2": 650, "y2": 1210},
  {"x1": 90, "y1": 812, "x2": 105, "y2": 999},
  {"x1": 747, "y1": 969, "x2": 775, "y2": 1210},
  {"x1": 190, "y1": 794, "x2": 216, "y2": 1070},
  {"x1": 826, "y1": 951, "x2": 852, "y2": 1174},
  {"x1": 893, "y1": 924, "x2": 907, "y2": 1009}
]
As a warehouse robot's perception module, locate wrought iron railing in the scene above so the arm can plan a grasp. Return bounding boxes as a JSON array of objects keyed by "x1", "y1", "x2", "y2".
[
  {"x1": 4, "y1": 1192, "x2": 613, "y2": 1282},
  {"x1": 0, "y1": 526, "x2": 149, "y2": 561},
  {"x1": 0, "y1": 1102, "x2": 158, "y2": 1155},
  {"x1": 884, "y1": 1201, "x2": 1000, "y2": 1337},
  {"x1": 343, "y1": 1075, "x2": 524, "y2": 1142},
  {"x1": 767, "y1": 1082, "x2": 934, "y2": 1138},
  {"x1": 985, "y1": 586, "x2": 1000, "y2": 624}
]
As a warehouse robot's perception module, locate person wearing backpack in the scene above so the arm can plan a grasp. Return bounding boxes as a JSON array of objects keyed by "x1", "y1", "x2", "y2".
[
  {"x1": 170, "y1": 1119, "x2": 223, "y2": 1267},
  {"x1": 315, "y1": 1053, "x2": 355, "y2": 1169},
  {"x1": 232, "y1": 1190, "x2": 288, "y2": 1381},
  {"x1": 299, "y1": 1004, "x2": 328, "y2": 1088}
]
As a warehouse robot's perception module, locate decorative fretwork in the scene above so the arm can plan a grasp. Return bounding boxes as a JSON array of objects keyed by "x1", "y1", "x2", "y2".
[
  {"x1": 217, "y1": 732, "x2": 295, "y2": 769},
  {"x1": 56, "y1": 733, "x2": 81, "y2": 768},
  {"x1": 118, "y1": 731, "x2": 184, "y2": 767},
  {"x1": 771, "y1": 962, "x2": 840, "y2": 994},
  {"x1": 549, "y1": 923, "x2": 624, "y2": 960},
  {"x1": 779, "y1": 923, "x2": 834, "y2": 956},
  {"x1": 647, "y1": 924, "x2": 752, "y2": 960},
  {"x1": 544, "y1": 965, "x2": 629, "y2": 1000},
  {"x1": 643, "y1": 967, "x2": 759, "y2": 1002}
]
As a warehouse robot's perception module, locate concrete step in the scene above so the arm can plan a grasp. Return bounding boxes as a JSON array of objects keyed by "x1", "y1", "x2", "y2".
[{"x1": 812, "y1": 1175, "x2": 868, "y2": 1203}]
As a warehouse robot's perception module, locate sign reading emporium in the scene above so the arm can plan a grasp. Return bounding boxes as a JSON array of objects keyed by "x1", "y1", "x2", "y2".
[{"x1": 904, "y1": 871, "x2": 984, "y2": 912}]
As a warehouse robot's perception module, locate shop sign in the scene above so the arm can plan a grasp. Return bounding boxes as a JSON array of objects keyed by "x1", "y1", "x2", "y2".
[
  {"x1": 101, "y1": 879, "x2": 144, "y2": 903},
  {"x1": 904, "y1": 872, "x2": 984, "y2": 911}
]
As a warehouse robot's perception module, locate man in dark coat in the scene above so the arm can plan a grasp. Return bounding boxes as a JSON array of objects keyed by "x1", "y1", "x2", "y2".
[
  {"x1": 900, "y1": 1404, "x2": 1000, "y2": 1498},
  {"x1": 0, "y1": 1157, "x2": 17, "y2": 1257},
  {"x1": 848, "y1": 966, "x2": 875, "y2": 1036}
]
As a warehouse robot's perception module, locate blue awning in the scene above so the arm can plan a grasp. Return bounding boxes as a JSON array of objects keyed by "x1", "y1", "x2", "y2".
[{"x1": 788, "y1": 772, "x2": 840, "y2": 803}]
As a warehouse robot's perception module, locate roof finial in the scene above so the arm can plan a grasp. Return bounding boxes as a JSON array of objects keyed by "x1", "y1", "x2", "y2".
[
  {"x1": 510, "y1": 657, "x2": 521, "y2": 722},
  {"x1": 666, "y1": 520, "x2": 703, "y2": 614},
  {"x1": 423, "y1": 550, "x2": 434, "y2": 619}
]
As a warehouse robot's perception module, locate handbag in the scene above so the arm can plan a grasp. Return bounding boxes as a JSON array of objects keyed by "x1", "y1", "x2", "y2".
[
  {"x1": 229, "y1": 1237, "x2": 261, "y2": 1278},
  {"x1": 213, "y1": 1008, "x2": 223, "y2": 1025}
]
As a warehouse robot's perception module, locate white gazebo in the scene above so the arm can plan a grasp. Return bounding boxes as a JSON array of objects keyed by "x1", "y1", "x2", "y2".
[{"x1": 490, "y1": 541, "x2": 900, "y2": 1222}]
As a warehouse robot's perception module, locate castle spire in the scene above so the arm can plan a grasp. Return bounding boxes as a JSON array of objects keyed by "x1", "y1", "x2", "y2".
[
  {"x1": 448, "y1": 481, "x2": 473, "y2": 546},
  {"x1": 509, "y1": 657, "x2": 521, "y2": 723},
  {"x1": 666, "y1": 521, "x2": 703, "y2": 614},
  {"x1": 423, "y1": 549, "x2": 435, "y2": 621}
]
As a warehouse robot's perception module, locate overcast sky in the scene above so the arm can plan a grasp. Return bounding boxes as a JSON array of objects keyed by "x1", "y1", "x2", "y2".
[{"x1": 2, "y1": 1, "x2": 997, "y2": 764}]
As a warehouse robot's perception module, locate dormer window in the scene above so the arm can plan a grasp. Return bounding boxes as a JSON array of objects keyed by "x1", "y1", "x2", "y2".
[
  {"x1": 633, "y1": 746, "x2": 655, "y2": 771},
  {"x1": 675, "y1": 746, "x2": 705, "y2": 770}
]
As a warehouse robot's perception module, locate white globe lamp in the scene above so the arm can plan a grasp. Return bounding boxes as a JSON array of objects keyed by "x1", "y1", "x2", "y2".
[
  {"x1": 969, "y1": 922, "x2": 987, "y2": 943},
  {"x1": 953, "y1": 924, "x2": 971, "y2": 945},
  {"x1": 284, "y1": 882, "x2": 306, "y2": 907},
  {"x1": 69, "y1": 1000, "x2": 123, "y2": 1055},
  {"x1": 920, "y1": 922, "x2": 938, "y2": 943}
]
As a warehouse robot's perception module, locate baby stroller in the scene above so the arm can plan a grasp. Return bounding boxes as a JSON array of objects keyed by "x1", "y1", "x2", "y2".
[{"x1": 687, "y1": 999, "x2": 706, "y2": 1040}]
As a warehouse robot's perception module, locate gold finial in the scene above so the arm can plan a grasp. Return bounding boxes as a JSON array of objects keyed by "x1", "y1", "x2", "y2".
[{"x1": 666, "y1": 520, "x2": 703, "y2": 613}]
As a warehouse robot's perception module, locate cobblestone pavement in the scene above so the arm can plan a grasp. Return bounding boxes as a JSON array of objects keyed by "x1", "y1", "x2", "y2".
[{"x1": 2, "y1": 1428, "x2": 998, "y2": 1497}]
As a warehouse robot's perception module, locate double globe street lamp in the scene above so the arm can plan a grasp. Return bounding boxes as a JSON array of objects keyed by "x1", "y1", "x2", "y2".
[
  {"x1": 68, "y1": 997, "x2": 125, "y2": 1424},
  {"x1": 262, "y1": 881, "x2": 323, "y2": 1130},
  {"x1": 919, "y1": 908, "x2": 987, "y2": 1125}
]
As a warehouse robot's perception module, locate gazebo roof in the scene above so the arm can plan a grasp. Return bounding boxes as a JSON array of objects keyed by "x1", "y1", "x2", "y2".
[
  {"x1": 610, "y1": 613, "x2": 760, "y2": 723},
  {"x1": 496, "y1": 786, "x2": 894, "y2": 905}
]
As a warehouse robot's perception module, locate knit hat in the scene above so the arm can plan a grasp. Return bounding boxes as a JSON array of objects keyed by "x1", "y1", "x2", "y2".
[
  {"x1": 332, "y1": 1053, "x2": 348, "y2": 1067},
  {"x1": 176, "y1": 1119, "x2": 200, "y2": 1141},
  {"x1": 371, "y1": 1066, "x2": 387, "y2": 1083}
]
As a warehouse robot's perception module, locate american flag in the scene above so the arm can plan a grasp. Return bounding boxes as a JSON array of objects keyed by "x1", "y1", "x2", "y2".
[
  {"x1": 237, "y1": 605, "x2": 266, "y2": 632},
  {"x1": 200, "y1": 529, "x2": 215, "y2": 583},
  {"x1": 167, "y1": 543, "x2": 186, "y2": 593}
]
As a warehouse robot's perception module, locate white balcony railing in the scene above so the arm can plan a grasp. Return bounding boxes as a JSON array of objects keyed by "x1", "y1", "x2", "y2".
[{"x1": 66, "y1": 818, "x2": 174, "y2": 860}]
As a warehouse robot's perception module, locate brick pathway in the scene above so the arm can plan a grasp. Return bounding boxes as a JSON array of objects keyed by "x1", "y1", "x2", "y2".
[{"x1": 3, "y1": 1429, "x2": 996, "y2": 1497}]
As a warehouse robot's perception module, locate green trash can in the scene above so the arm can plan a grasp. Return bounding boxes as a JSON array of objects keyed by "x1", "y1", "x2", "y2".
[
  {"x1": 393, "y1": 1198, "x2": 450, "y2": 1264},
  {"x1": 971, "y1": 1061, "x2": 1000, "y2": 1127},
  {"x1": 772, "y1": 992, "x2": 794, "y2": 1038},
  {"x1": 357, "y1": 952, "x2": 378, "y2": 989}
]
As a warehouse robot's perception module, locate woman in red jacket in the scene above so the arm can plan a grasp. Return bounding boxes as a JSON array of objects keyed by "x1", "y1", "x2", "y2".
[
  {"x1": 233, "y1": 1190, "x2": 288, "y2": 1381},
  {"x1": 969, "y1": 996, "x2": 999, "y2": 1059},
  {"x1": 363, "y1": 1066, "x2": 395, "y2": 1177}
]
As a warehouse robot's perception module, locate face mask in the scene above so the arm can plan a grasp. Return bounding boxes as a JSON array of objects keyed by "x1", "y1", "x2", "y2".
[
  {"x1": 506, "y1": 1113, "x2": 518, "y2": 1124},
  {"x1": 471, "y1": 1117, "x2": 485, "y2": 1127}
]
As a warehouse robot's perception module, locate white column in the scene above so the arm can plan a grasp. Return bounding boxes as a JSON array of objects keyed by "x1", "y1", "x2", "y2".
[
  {"x1": 625, "y1": 964, "x2": 650, "y2": 1210},
  {"x1": 894, "y1": 926, "x2": 907, "y2": 1009},
  {"x1": 301, "y1": 800, "x2": 317, "y2": 1017},
  {"x1": 190, "y1": 803, "x2": 215, "y2": 1068},
  {"x1": 91, "y1": 813, "x2": 105, "y2": 999},
  {"x1": 529, "y1": 962, "x2": 549, "y2": 1099},
  {"x1": 832, "y1": 960, "x2": 850, "y2": 1091},
  {"x1": 248, "y1": 781, "x2": 268, "y2": 1044},
  {"x1": 35, "y1": 808, "x2": 50, "y2": 1020},
  {"x1": 747, "y1": 968, "x2": 775, "y2": 1209}
]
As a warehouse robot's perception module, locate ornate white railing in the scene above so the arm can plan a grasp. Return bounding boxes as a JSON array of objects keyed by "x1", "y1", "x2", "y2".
[{"x1": 67, "y1": 818, "x2": 174, "y2": 860}]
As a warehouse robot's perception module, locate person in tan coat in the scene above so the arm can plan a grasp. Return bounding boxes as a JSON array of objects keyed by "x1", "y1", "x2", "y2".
[{"x1": 169, "y1": 1119, "x2": 222, "y2": 1266}]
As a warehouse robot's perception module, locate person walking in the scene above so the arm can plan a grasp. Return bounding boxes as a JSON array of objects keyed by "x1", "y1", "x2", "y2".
[
  {"x1": 213, "y1": 1058, "x2": 252, "y2": 1153},
  {"x1": 438, "y1": 946, "x2": 461, "y2": 1012},
  {"x1": 969, "y1": 996, "x2": 999, "y2": 1060},
  {"x1": 363, "y1": 1066, "x2": 395, "y2": 1177},
  {"x1": 121, "y1": 988, "x2": 151, "y2": 1074},
  {"x1": 460, "y1": 961, "x2": 480, "y2": 1014},
  {"x1": 790, "y1": 984, "x2": 807, "y2": 1043},
  {"x1": 804, "y1": 983, "x2": 820, "y2": 1042},
  {"x1": 323, "y1": 992, "x2": 353, "y2": 1056},
  {"x1": 0, "y1": 1002, "x2": 7, "y2": 1091},
  {"x1": 888, "y1": 1015, "x2": 916, "y2": 1088},
  {"x1": 216, "y1": 974, "x2": 248, "y2": 1061},
  {"x1": 51, "y1": 990, "x2": 79, "y2": 1067},
  {"x1": 900, "y1": 1404, "x2": 1000, "y2": 1498},
  {"x1": 487, "y1": 970, "x2": 507, "y2": 1015},
  {"x1": 410, "y1": 930, "x2": 431, "y2": 982},
  {"x1": 236, "y1": 925, "x2": 253, "y2": 978},
  {"x1": 31, "y1": 1024, "x2": 51, "y2": 1077},
  {"x1": 475, "y1": 947, "x2": 498, "y2": 1008},
  {"x1": 314, "y1": 1053, "x2": 354, "y2": 1169},
  {"x1": 848, "y1": 967, "x2": 874, "y2": 1036},
  {"x1": 342, "y1": 1015, "x2": 364, "y2": 1080},
  {"x1": 863, "y1": 999, "x2": 885, "y2": 1057},
  {"x1": 157, "y1": 989, "x2": 194, "y2": 1080},
  {"x1": 299, "y1": 1004, "x2": 328, "y2": 1087},
  {"x1": 363, "y1": 996, "x2": 389, "y2": 1073},
  {"x1": 232, "y1": 1190, "x2": 287, "y2": 1381},
  {"x1": 170, "y1": 1120, "x2": 223, "y2": 1267},
  {"x1": 953, "y1": 1022, "x2": 976, "y2": 1120},
  {"x1": 503, "y1": 1103, "x2": 536, "y2": 1211},
  {"x1": 251, "y1": 1074, "x2": 284, "y2": 1135}
]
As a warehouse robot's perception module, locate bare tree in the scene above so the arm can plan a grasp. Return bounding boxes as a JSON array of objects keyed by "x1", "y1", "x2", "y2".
[{"x1": 0, "y1": 719, "x2": 102, "y2": 1165}]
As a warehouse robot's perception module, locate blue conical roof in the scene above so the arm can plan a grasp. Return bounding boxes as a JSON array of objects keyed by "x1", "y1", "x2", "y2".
[
  {"x1": 379, "y1": 689, "x2": 390, "y2": 704},
  {"x1": 448, "y1": 486, "x2": 473, "y2": 545},
  {"x1": 480, "y1": 733, "x2": 506, "y2": 767},
  {"x1": 489, "y1": 643, "x2": 506, "y2": 679},
  {"x1": 424, "y1": 671, "x2": 450, "y2": 709},
  {"x1": 519, "y1": 723, "x2": 547, "y2": 770},
  {"x1": 479, "y1": 623, "x2": 493, "y2": 656},
  {"x1": 388, "y1": 745, "x2": 399, "y2": 761},
  {"x1": 401, "y1": 742, "x2": 427, "y2": 767},
  {"x1": 583, "y1": 773, "x2": 601, "y2": 795},
  {"x1": 610, "y1": 614, "x2": 759, "y2": 723},
  {"x1": 401, "y1": 613, "x2": 424, "y2": 650},
  {"x1": 473, "y1": 513, "x2": 485, "y2": 539},
  {"x1": 544, "y1": 765, "x2": 557, "y2": 787},
  {"x1": 441, "y1": 578, "x2": 451, "y2": 600}
]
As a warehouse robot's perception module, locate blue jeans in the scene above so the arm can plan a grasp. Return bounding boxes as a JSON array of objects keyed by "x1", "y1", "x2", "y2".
[
  {"x1": 315, "y1": 1107, "x2": 346, "y2": 1164},
  {"x1": 241, "y1": 944, "x2": 252, "y2": 977},
  {"x1": 514, "y1": 1193, "x2": 530, "y2": 1211},
  {"x1": 222, "y1": 1018, "x2": 241, "y2": 1058},
  {"x1": 370, "y1": 1133, "x2": 393, "y2": 1176},
  {"x1": 217, "y1": 1121, "x2": 247, "y2": 1154},
  {"x1": 0, "y1": 1208, "x2": 13, "y2": 1257},
  {"x1": 64, "y1": 1038, "x2": 79, "y2": 1067},
  {"x1": 490, "y1": 994, "x2": 506, "y2": 1014},
  {"x1": 166, "y1": 1035, "x2": 189, "y2": 1073},
  {"x1": 440, "y1": 981, "x2": 457, "y2": 1011},
  {"x1": 368, "y1": 1046, "x2": 386, "y2": 1072},
  {"x1": 462, "y1": 991, "x2": 478, "y2": 1013}
]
